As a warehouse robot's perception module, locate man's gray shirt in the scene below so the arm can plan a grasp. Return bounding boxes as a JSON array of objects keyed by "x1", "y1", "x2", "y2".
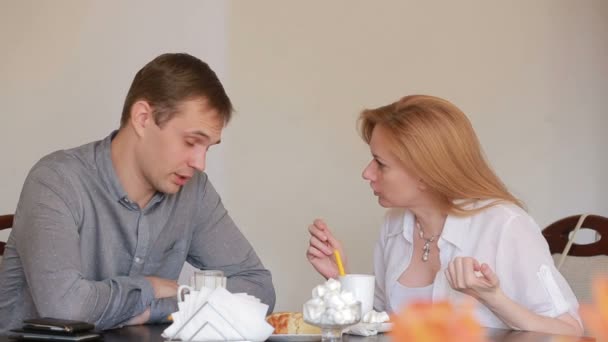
[{"x1": 0, "y1": 133, "x2": 275, "y2": 334}]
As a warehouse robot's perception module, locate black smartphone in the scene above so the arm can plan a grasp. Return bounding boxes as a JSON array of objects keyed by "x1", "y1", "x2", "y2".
[
  {"x1": 21, "y1": 318, "x2": 95, "y2": 334},
  {"x1": 9, "y1": 329, "x2": 101, "y2": 341}
]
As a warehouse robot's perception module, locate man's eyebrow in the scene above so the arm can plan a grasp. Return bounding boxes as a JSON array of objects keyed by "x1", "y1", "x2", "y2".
[{"x1": 187, "y1": 131, "x2": 221, "y2": 145}]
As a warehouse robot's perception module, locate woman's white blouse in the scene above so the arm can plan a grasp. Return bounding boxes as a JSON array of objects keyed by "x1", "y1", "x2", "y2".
[
  {"x1": 390, "y1": 282, "x2": 434, "y2": 309},
  {"x1": 373, "y1": 201, "x2": 581, "y2": 329}
]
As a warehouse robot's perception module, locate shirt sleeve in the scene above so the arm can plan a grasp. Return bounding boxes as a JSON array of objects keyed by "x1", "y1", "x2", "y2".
[
  {"x1": 14, "y1": 165, "x2": 156, "y2": 330},
  {"x1": 185, "y1": 175, "x2": 276, "y2": 314},
  {"x1": 149, "y1": 297, "x2": 178, "y2": 323},
  {"x1": 495, "y1": 213, "x2": 581, "y2": 325}
]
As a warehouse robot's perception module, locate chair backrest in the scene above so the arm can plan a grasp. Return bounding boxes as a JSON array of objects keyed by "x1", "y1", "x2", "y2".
[
  {"x1": 542, "y1": 214, "x2": 608, "y2": 304},
  {"x1": 0, "y1": 214, "x2": 14, "y2": 256},
  {"x1": 543, "y1": 214, "x2": 608, "y2": 256}
]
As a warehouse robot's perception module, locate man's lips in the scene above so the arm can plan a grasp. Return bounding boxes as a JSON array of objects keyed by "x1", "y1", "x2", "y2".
[{"x1": 174, "y1": 173, "x2": 192, "y2": 186}]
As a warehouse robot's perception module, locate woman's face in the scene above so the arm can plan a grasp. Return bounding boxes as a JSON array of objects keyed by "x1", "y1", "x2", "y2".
[{"x1": 362, "y1": 125, "x2": 427, "y2": 208}]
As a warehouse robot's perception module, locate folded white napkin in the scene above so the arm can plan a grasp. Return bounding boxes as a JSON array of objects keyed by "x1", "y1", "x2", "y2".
[
  {"x1": 162, "y1": 287, "x2": 274, "y2": 341},
  {"x1": 345, "y1": 310, "x2": 390, "y2": 336},
  {"x1": 344, "y1": 322, "x2": 376, "y2": 336}
]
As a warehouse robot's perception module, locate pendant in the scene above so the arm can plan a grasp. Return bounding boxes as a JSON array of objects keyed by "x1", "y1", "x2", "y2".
[{"x1": 422, "y1": 241, "x2": 430, "y2": 262}]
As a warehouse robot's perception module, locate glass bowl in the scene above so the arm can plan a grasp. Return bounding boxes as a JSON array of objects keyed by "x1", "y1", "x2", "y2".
[{"x1": 303, "y1": 301, "x2": 361, "y2": 342}]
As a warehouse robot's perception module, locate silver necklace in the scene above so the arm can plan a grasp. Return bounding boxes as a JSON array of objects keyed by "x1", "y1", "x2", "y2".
[{"x1": 416, "y1": 220, "x2": 438, "y2": 262}]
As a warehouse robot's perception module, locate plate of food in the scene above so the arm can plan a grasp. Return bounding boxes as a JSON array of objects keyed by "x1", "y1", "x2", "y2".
[{"x1": 266, "y1": 312, "x2": 322, "y2": 341}]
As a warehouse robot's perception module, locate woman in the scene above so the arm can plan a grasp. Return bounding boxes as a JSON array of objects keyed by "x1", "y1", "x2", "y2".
[{"x1": 306, "y1": 95, "x2": 582, "y2": 335}]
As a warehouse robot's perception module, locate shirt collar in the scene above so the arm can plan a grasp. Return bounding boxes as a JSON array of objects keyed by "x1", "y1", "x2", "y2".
[
  {"x1": 440, "y1": 214, "x2": 471, "y2": 251},
  {"x1": 96, "y1": 131, "x2": 166, "y2": 209},
  {"x1": 96, "y1": 131, "x2": 128, "y2": 201},
  {"x1": 400, "y1": 211, "x2": 416, "y2": 243}
]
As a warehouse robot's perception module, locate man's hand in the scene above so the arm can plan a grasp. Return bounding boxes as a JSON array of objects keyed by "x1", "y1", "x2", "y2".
[
  {"x1": 145, "y1": 276, "x2": 178, "y2": 299},
  {"x1": 124, "y1": 308, "x2": 150, "y2": 326}
]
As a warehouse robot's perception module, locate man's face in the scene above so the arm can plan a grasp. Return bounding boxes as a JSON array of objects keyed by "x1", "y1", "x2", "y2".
[{"x1": 137, "y1": 98, "x2": 223, "y2": 195}]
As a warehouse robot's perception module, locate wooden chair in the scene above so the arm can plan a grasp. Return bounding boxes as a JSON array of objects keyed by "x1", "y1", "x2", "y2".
[
  {"x1": 0, "y1": 214, "x2": 14, "y2": 256},
  {"x1": 542, "y1": 214, "x2": 608, "y2": 304}
]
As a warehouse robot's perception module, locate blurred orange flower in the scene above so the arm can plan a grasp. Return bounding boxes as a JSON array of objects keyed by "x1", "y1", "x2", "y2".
[
  {"x1": 390, "y1": 300, "x2": 485, "y2": 342},
  {"x1": 580, "y1": 277, "x2": 608, "y2": 341}
]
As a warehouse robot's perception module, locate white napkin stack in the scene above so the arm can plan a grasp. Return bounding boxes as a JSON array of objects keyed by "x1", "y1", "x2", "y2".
[
  {"x1": 345, "y1": 310, "x2": 390, "y2": 336},
  {"x1": 162, "y1": 287, "x2": 274, "y2": 341}
]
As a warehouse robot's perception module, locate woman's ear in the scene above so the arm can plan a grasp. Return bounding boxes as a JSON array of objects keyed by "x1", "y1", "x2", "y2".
[{"x1": 418, "y1": 178, "x2": 428, "y2": 191}]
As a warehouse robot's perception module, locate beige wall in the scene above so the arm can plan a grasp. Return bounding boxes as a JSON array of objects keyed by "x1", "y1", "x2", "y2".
[
  {"x1": 1, "y1": 1, "x2": 607, "y2": 312},
  {"x1": 224, "y1": 1, "x2": 608, "y2": 311}
]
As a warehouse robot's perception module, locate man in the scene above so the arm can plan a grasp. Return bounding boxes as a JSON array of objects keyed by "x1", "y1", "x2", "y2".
[{"x1": 0, "y1": 53, "x2": 275, "y2": 333}]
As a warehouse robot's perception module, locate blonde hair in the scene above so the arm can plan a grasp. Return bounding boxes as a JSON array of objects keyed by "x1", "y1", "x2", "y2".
[{"x1": 359, "y1": 95, "x2": 524, "y2": 216}]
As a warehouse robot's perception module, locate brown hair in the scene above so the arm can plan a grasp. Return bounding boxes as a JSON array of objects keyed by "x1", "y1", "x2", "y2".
[
  {"x1": 120, "y1": 53, "x2": 233, "y2": 127},
  {"x1": 359, "y1": 95, "x2": 524, "y2": 216}
]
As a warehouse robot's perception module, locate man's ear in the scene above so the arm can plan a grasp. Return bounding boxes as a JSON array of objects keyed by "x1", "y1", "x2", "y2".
[{"x1": 129, "y1": 100, "x2": 154, "y2": 137}]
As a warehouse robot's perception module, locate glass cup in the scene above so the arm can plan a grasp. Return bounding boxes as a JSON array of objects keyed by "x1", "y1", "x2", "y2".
[
  {"x1": 178, "y1": 270, "x2": 227, "y2": 302},
  {"x1": 190, "y1": 270, "x2": 227, "y2": 290},
  {"x1": 303, "y1": 301, "x2": 361, "y2": 342}
]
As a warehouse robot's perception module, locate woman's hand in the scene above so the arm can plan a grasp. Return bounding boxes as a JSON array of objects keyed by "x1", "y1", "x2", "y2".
[
  {"x1": 306, "y1": 219, "x2": 346, "y2": 279},
  {"x1": 445, "y1": 256, "x2": 500, "y2": 303}
]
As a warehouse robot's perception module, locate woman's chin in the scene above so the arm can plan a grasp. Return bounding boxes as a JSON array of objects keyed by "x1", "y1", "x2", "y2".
[{"x1": 378, "y1": 198, "x2": 392, "y2": 208}]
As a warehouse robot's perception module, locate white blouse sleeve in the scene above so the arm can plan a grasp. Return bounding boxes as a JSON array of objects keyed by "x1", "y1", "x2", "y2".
[{"x1": 495, "y1": 214, "x2": 581, "y2": 324}]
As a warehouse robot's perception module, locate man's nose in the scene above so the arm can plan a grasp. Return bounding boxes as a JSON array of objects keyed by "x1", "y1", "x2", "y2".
[{"x1": 189, "y1": 149, "x2": 207, "y2": 172}]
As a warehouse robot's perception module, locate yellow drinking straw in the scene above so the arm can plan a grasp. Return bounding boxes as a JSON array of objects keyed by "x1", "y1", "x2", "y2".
[{"x1": 334, "y1": 250, "x2": 346, "y2": 276}]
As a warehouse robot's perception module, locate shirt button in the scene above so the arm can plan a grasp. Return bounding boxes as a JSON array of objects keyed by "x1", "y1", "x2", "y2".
[{"x1": 134, "y1": 257, "x2": 142, "y2": 263}]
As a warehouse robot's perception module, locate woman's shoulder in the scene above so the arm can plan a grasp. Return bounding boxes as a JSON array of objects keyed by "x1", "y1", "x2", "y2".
[
  {"x1": 475, "y1": 199, "x2": 528, "y2": 218},
  {"x1": 470, "y1": 199, "x2": 540, "y2": 236}
]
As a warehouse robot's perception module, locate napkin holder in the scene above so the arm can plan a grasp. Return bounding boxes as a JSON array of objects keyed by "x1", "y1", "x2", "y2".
[{"x1": 164, "y1": 300, "x2": 244, "y2": 342}]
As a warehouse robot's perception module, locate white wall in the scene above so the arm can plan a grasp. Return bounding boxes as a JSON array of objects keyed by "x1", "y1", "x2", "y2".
[{"x1": 1, "y1": 1, "x2": 607, "y2": 312}]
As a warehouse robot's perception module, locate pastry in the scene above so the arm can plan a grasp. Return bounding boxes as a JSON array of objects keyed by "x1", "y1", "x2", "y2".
[{"x1": 266, "y1": 312, "x2": 321, "y2": 334}]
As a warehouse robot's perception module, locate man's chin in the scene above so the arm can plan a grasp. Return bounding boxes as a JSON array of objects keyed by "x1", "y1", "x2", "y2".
[{"x1": 158, "y1": 183, "x2": 182, "y2": 195}]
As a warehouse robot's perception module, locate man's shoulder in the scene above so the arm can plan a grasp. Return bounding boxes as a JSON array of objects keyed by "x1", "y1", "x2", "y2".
[{"x1": 28, "y1": 139, "x2": 102, "y2": 185}]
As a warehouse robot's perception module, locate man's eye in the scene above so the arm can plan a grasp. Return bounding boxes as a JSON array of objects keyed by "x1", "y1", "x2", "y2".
[{"x1": 185, "y1": 140, "x2": 196, "y2": 146}]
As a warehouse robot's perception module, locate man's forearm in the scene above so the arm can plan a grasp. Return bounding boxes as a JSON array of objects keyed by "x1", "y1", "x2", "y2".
[
  {"x1": 32, "y1": 275, "x2": 155, "y2": 330},
  {"x1": 226, "y1": 270, "x2": 276, "y2": 314}
]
